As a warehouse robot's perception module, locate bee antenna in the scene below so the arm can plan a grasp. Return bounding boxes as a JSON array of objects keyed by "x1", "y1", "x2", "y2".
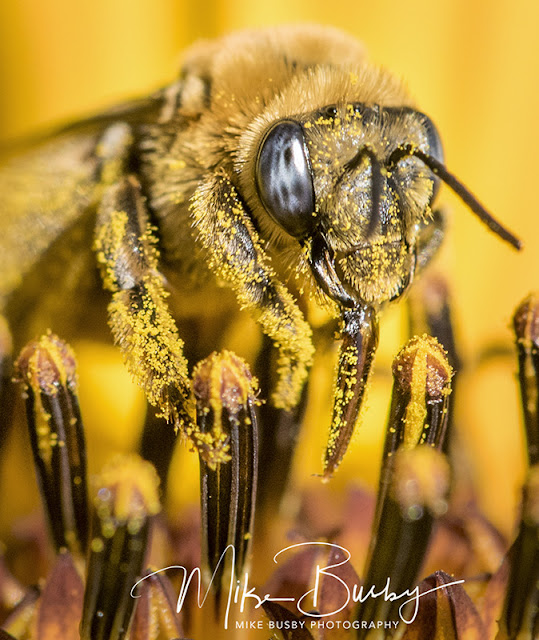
[
  {"x1": 341, "y1": 145, "x2": 383, "y2": 241},
  {"x1": 387, "y1": 144, "x2": 522, "y2": 250}
]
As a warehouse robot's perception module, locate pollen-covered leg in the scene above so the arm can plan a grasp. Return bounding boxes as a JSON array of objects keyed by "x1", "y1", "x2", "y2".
[
  {"x1": 190, "y1": 171, "x2": 314, "y2": 411},
  {"x1": 94, "y1": 175, "x2": 194, "y2": 433}
]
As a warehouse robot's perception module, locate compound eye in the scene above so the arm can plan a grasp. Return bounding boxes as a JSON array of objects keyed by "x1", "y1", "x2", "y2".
[
  {"x1": 421, "y1": 113, "x2": 444, "y2": 164},
  {"x1": 256, "y1": 120, "x2": 316, "y2": 238},
  {"x1": 420, "y1": 113, "x2": 444, "y2": 203}
]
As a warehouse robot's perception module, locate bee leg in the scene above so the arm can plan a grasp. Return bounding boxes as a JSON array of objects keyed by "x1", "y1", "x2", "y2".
[
  {"x1": 414, "y1": 207, "x2": 446, "y2": 275},
  {"x1": 190, "y1": 170, "x2": 315, "y2": 411},
  {"x1": 94, "y1": 173, "x2": 194, "y2": 434}
]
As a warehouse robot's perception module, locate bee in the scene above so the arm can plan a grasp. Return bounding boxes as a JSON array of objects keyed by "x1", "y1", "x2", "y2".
[{"x1": 0, "y1": 25, "x2": 520, "y2": 478}]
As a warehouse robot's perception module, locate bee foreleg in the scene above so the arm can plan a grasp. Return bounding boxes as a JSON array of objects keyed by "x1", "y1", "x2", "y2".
[
  {"x1": 94, "y1": 173, "x2": 194, "y2": 433},
  {"x1": 190, "y1": 170, "x2": 314, "y2": 410},
  {"x1": 415, "y1": 208, "x2": 446, "y2": 275}
]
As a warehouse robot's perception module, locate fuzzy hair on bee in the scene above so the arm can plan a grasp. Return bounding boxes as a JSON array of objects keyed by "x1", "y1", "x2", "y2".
[{"x1": 0, "y1": 25, "x2": 520, "y2": 477}]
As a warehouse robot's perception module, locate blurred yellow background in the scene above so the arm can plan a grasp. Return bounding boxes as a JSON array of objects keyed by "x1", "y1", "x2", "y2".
[{"x1": 0, "y1": 0, "x2": 537, "y2": 538}]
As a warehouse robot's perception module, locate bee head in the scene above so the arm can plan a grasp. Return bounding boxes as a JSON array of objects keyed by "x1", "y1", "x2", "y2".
[{"x1": 254, "y1": 103, "x2": 520, "y2": 310}]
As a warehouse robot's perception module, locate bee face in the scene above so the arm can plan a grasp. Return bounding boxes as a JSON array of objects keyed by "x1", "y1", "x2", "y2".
[{"x1": 254, "y1": 102, "x2": 444, "y2": 305}]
